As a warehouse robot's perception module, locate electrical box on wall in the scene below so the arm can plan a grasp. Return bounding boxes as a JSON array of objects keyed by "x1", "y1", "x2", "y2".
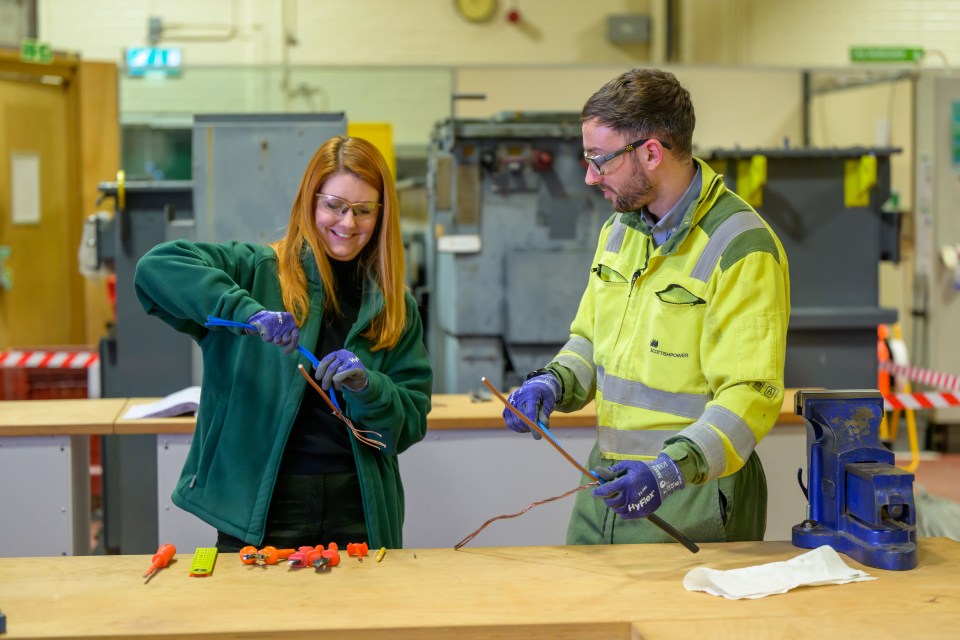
[{"x1": 607, "y1": 14, "x2": 651, "y2": 45}]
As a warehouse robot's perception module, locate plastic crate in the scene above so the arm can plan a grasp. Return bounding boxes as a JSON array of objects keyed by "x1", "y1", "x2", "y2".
[
  {"x1": 0, "y1": 366, "x2": 89, "y2": 400},
  {"x1": 0, "y1": 347, "x2": 100, "y2": 505}
]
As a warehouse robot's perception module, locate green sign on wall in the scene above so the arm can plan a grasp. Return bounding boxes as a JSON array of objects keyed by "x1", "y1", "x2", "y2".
[
  {"x1": 850, "y1": 46, "x2": 924, "y2": 63},
  {"x1": 20, "y1": 39, "x2": 53, "y2": 64}
]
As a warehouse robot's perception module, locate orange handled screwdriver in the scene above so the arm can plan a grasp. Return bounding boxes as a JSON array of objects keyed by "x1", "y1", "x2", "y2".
[
  {"x1": 260, "y1": 546, "x2": 295, "y2": 565},
  {"x1": 347, "y1": 542, "x2": 369, "y2": 562},
  {"x1": 143, "y1": 543, "x2": 176, "y2": 580}
]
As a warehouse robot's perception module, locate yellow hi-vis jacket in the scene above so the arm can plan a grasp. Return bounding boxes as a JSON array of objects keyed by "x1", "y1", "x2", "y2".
[{"x1": 549, "y1": 159, "x2": 790, "y2": 484}]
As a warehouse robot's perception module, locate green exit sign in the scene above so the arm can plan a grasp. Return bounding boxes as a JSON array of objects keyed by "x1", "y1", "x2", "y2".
[
  {"x1": 20, "y1": 39, "x2": 53, "y2": 64},
  {"x1": 850, "y1": 46, "x2": 924, "y2": 63}
]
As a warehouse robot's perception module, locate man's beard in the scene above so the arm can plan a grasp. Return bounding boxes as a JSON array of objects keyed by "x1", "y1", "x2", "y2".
[{"x1": 614, "y1": 168, "x2": 654, "y2": 212}]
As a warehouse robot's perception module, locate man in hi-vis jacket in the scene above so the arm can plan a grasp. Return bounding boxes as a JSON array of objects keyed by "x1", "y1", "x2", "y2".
[{"x1": 504, "y1": 68, "x2": 791, "y2": 544}]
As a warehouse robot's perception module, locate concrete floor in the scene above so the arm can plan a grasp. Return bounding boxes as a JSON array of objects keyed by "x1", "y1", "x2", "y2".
[{"x1": 905, "y1": 452, "x2": 960, "y2": 502}]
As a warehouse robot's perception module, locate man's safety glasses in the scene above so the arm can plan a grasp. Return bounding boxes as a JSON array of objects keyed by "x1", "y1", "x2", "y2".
[{"x1": 583, "y1": 138, "x2": 672, "y2": 175}]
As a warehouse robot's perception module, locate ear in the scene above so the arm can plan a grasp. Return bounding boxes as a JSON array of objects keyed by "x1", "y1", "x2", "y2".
[{"x1": 640, "y1": 140, "x2": 669, "y2": 168}]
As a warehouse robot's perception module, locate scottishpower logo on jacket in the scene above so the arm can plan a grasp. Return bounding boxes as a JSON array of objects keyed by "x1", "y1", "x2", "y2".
[{"x1": 649, "y1": 339, "x2": 688, "y2": 359}]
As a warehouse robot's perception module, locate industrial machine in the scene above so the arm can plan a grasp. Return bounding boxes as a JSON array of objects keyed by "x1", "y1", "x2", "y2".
[
  {"x1": 705, "y1": 148, "x2": 901, "y2": 389},
  {"x1": 426, "y1": 112, "x2": 609, "y2": 393},
  {"x1": 792, "y1": 389, "x2": 917, "y2": 570}
]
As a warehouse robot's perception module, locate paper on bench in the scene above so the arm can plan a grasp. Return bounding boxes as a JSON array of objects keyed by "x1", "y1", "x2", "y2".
[{"x1": 122, "y1": 386, "x2": 201, "y2": 419}]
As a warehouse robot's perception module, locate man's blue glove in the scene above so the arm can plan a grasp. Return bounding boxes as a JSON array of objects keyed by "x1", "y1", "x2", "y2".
[
  {"x1": 246, "y1": 310, "x2": 299, "y2": 355},
  {"x1": 592, "y1": 453, "x2": 685, "y2": 519},
  {"x1": 315, "y1": 349, "x2": 368, "y2": 392},
  {"x1": 502, "y1": 373, "x2": 561, "y2": 440}
]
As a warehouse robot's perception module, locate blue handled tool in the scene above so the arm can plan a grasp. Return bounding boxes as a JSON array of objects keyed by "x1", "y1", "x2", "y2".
[{"x1": 204, "y1": 315, "x2": 338, "y2": 412}]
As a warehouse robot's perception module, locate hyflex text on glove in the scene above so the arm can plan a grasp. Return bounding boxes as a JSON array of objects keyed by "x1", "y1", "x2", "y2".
[{"x1": 593, "y1": 453, "x2": 686, "y2": 519}]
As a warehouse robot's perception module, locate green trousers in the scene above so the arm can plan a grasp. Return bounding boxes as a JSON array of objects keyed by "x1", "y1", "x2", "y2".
[{"x1": 566, "y1": 443, "x2": 767, "y2": 545}]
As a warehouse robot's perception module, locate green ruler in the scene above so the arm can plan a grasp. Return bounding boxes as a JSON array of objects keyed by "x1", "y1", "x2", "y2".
[{"x1": 189, "y1": 547, "x2": 218, "y2": 577}]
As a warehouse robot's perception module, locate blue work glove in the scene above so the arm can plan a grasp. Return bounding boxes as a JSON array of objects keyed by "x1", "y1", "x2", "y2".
[
  {"x1": 502, "y1": 373, "x2": 561, "y2": 440},
  {"x1": 315, "y1": 349, "x2": 368, "y2": 392},
  {"x1": 246, "y1": 310, "x2": 300, "y2": 355},
  {"x1": 592, "y1": 453, "x2": 685, "y2": 519}
]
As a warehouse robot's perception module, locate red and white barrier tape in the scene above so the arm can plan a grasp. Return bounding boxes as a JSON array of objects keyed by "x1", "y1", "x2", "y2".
[
  {"x1": 884, "y1": 391, "x2": 960, "y2": 411},
  {"x1": 878, "y1": 360, "x2": 960, "y2": 394},
  {"x1": 0, "y1": 350, "x2": 99, "y2": 369}
]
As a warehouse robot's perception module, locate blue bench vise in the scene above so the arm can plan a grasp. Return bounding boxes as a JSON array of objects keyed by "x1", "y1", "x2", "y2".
[{"x1": 792, "y1": 389, "x2": 917, "y2": 570}]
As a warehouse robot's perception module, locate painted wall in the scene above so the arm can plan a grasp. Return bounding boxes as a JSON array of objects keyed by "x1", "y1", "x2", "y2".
[
  {"x1": 39, "y1": 0, "x2": 960, "y2": 68},
  {"x1": 38, "y1": 0, "x2": 666, "y2": 67},
  {"x1": 37, "y1": 0, "x2": 949, "y2": 366}
]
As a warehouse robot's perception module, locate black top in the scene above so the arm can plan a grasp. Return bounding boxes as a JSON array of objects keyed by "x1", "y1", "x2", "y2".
[{"x1": 280, "y1": 257, "x2": 365, "y2": 474}]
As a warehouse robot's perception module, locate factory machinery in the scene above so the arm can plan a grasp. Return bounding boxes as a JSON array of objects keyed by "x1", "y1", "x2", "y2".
[
  {"x1": 427, "y1": 112, "x2": 902, "y2": 393},
  {"x1": 425, "y1": 112, "x2": 609, "y2": 393}
]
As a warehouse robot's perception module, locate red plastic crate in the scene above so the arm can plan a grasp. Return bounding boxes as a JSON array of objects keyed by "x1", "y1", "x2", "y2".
[
  {"x1": 0, "y1": 347, "x2": 101, "y2": 504},
  {"x1": 0, "y1": 366, "x2": 88, "y2": 400}
]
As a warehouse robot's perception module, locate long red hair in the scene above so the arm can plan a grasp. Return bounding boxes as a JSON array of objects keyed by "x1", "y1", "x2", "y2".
[{"x1": 271, "y1": 136, "x2": 406, "y2": 351}]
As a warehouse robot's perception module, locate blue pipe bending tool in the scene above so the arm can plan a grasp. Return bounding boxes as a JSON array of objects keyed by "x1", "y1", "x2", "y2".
[{"x1": 204, "y1": 315, "x2": 339, "y2": 413}]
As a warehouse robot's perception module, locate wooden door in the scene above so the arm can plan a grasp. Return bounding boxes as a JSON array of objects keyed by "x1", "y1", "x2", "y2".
[{"x1": 0, "y1": 52, "x2": 117, "y2": 350}]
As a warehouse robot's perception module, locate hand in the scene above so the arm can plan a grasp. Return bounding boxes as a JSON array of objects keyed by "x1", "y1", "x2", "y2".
[
  {"x1": 502, "y1": 373, "x2": 561, "y2": 440},
  {"x1": 315, "y1": 349, "x2": 368, "y2": 392},
  {"x1": 247, "y1": 310, "x2": 299, "y2": 355},
  {"x1": 592, "y1": 453, "x2": 685, "y2": 519}
]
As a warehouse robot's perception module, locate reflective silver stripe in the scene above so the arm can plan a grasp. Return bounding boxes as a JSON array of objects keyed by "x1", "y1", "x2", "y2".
[
  {"x1": 680, "y1": 405, "x2": 757, "y2": 481},
  {"x1": 556, "y1": 335, "x2": 595, "y2": 391},
  {"x1": 704, "y1": 404, "x2": 757, "y2": 458},
  {"x1": 598, "y1": 426, "x2": 680, "y2": 457},
  {"x1": 597, "y1": 367, "x2": 710, "y2": 420},
  {"x1": 604, "y1": 213, "x2": 627, "y2": 254},
  {"x1": 676, "y1": 421, "x2": 727, "y2": 481},
  {"x1": 690, "y1": 211, "x2": 764, "y2": 282}
]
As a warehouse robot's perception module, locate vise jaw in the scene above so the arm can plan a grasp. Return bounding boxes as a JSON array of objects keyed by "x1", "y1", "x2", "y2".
[{"x1": 792, "y1": 389, "x2": 917, "y2": 570}]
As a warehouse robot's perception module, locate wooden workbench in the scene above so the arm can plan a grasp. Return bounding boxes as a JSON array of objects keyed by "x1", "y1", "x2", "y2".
[
  {"x1": 0, "y1": 398, "x2": 129, "y2": 557},
  {"x1": 0, "y1": 398, "x2": 127, "y2": 436},
  {"x1": 0, "y1": 538, "x2": 956, "y2": 638},
  {"x1": 115, "y1": 389, "x2": 806, "y2": 434}
]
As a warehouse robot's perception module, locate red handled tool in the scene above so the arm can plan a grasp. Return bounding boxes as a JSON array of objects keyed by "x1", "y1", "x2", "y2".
[
  {"x1": 143, "y1": 543, "x2": 176, "y2": 581},
  {"x1": 347, "y1": 542, "x2": 369, "y2": 562},
  {"x1": 240, "y1": 545, "x2": 295, "y2": 566},
  {"x1": 289, "y1": 543, "x2": 342, "y2": 570}
]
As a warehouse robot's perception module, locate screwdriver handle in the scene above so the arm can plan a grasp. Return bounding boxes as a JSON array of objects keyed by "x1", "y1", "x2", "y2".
[
  {"x1": 144, "y1": 543, "x2": 177, "y2": 577},
  {"x1": 261, "y1": 546, "x2": 296, "y2": 565}
]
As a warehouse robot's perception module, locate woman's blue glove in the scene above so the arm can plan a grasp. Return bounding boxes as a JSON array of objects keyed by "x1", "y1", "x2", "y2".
[
  {"x1": 246, "y1": 310, "x2": 299, "y2": 354},
  {"x1": 315, "y1": 349, "x2": 368, "y2": 392},
  {"x1": 502, "y1": 373, "x2": 561, "y2": 440},
  {"x1": 592, "y1": 453, "x2": 685, "y2": 519}
]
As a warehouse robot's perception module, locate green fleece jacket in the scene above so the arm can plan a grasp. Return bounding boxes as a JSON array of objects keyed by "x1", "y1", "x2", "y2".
[{"x1": 134, "y1": 240, "x2": 432, "y2": 548}]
